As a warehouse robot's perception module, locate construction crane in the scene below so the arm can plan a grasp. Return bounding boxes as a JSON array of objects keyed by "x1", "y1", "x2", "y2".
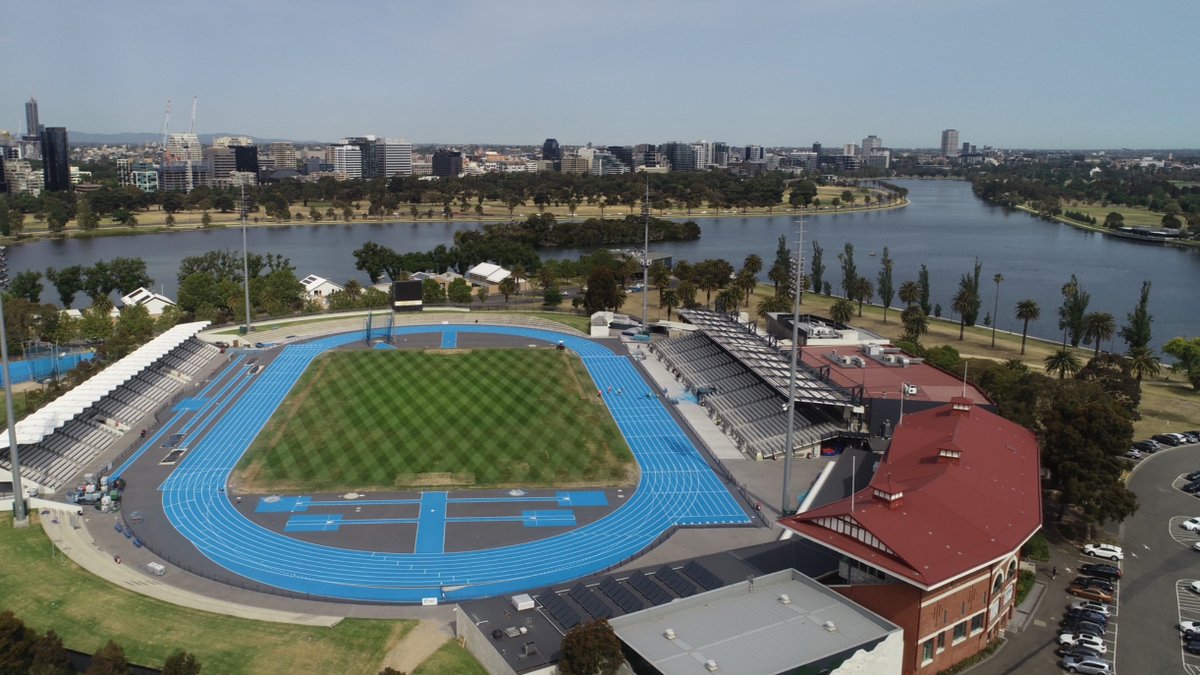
[
  {"x1": 189, "y1": 96, "x2": 197, "y2": 135},
  {"x1": 160, "y1": 99, "x2": 172, "y2": 162}
]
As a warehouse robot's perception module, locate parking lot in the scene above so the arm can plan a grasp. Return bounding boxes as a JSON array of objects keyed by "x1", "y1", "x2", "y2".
[
  {"x1": 1175, "y1": 580, "x2": 1200, "y2": 674},
  {"x1": 1059, "y1": 551, "x2": 1122, "y2": 672}
]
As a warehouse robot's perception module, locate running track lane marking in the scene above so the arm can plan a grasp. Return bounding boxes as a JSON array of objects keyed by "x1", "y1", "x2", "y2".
[{"x1": 414, "y1": 492, "x2": 448, "y2": 554}]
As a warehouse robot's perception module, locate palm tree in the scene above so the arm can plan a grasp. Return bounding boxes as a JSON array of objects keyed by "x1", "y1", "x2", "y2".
[
  {"x1": 898, "y1": 280, "x2": 922, "y2": 307},
  {"x1": 650, "y1": 261, "x2": 671, "y2": 304},
  {"x1": 848, "y1": 276, "x2": 874, "y2": 317},
  {"x1": 735, "y1": 268, "x2": 758, "y2": 308},
  {"x1": 1082, "y1": 311, "x2": 1117, "y2": 357},
  {"x1": 742, "y1": 253, "x2": 763, "y2": 278},
  {"x1": 660, "y1": 288, "x2": 680, "y2": 321},
  {"x1": 755, "y1": 293, "x2": 791, "y2": 319},
  {"x1": 900, "y1": 305, "x2": 930, "y2": 341},
  {"x1": 951, "y1": 287, "x2": 973, "y2": 340},
  {"x1": 716, "y1": 286, "x2": 743, "y2": 313},
  {"x1": 1014, "y1": 299, "x2": 1040, "y2": 355},
  {"x1": 829, "y1": 298, "x2": 855, "y2": 324},
  {"x1": 1044, "y1": 348, "x2": 1082, "y2": 379},
  {"x1": 1126, "y1": 346, "x2": 1162, "y2": 382}
]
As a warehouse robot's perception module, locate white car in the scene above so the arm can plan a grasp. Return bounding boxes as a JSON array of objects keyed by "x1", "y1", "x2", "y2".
[
  {"x1": 1083, "y1": 543, "x2": 1124, "y2": 561},
  {"x1": 1181, "y1": 620, "x2": 1200, "y2": 637},
  {"x1": 1183, "y1": 518, "x2": 1200, "y2": 532},
  {"x1": 1193, "y1": 542, "x2": 1200, "y2": 553},
  {"x1": 1191, "y1": 581, "x2": 1200, "y2": 594},
  {"x1": 1057, "y1": 633, "x2": 1107, "y2": 654},
  {"x1": 1070, "y1": 600, "x2": 1112, "y2": 616}
]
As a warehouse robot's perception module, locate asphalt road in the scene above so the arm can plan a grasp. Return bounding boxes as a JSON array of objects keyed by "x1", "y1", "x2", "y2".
[{"x1": 1120, "y1": 442, "x2": 1200, "y2": 675}]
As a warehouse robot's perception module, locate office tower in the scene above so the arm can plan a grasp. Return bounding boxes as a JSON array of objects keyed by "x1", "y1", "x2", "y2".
[
  {"x1": 233, "y1": 146, "x2": 258, "y2": 173},
  {"x1": 341, "y1": 136, "x2": 378, "y2": 178},
  {"x1": 268, "y1": 142, "x2": 298, "y2": 170},
  {"x1": 330, "y1": 144, "x2": 364, "y2": 179},
  {"x1": 861, "y1": 135, "x2": 882, "y2": 153},
  {"x1": 25, "y1": 98, "x2": 39, "y2": 137},
  {"x1": 607, "y1": 145, "x2": 633, "y2": 169},
  {"x1": 843, "y1": 144, "x2": 859, "y2": 156},
  {"x1": 213, "y1": 135, "x2": 254, "y2": 148},
  {"x1": 206, "y1": 147, "x2": 237, "y2": 180},
  {"x1": 941, "y1": 129, "x2": 959, "y2": 157},
  {"x1": 39, "y1": 126, "x2": 70, "y2": 191},
  {"x1": 744, "y1": 145, "x2": 765, "y2": 162},
  {"x1": 659, "y1": 142, "x2": 697, "y2": 172},
  {"x1": 541, "y1": 138, "x2": 562, "y2": 162},
  {"x1": 712, "y1": 142, "x2": 730, "y2": 167},
  {"x1": 376, "y1": 138, "x2": 413, "y2": 177},
  {"x1": 0, "y1": 155, "x2": 8, "y2": 194},
  {"x1": 431, "y1": 149, "x2": 463, "y2": 177},
  {"x1": 812, "y1": 142, "x2": 822, "y2": 155},
  {"x1": 167, "y1": 133, "x2": 204, "y2": 163},
  {"x1": 559, "y1": 156, "x2": 590, "y2": 174}
]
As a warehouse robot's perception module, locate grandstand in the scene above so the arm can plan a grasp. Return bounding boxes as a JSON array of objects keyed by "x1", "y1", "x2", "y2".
[
  {"x1": 651, "y1": 309, "x2": 855, "y2": 459},
  {"x1": 0, "y1": 322, "x2": 217, "y2": 493}
]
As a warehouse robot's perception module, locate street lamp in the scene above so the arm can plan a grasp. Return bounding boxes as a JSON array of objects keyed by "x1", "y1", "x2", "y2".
[
  {"x1": 240, "y1": 183, "x2": 252, "y2": 336},
  {"x1": 0, "y1": 246, "x2": 28, "y2": 525},
  {"x1": 991, "y1": 273, "x2": 1004, "y2": 348},
  {"x1": 641, "y1": 177, "x2": 650, "y2": 336},
  {"x1": 780, "y1": 218, "x2": 804, "y2": 516}
]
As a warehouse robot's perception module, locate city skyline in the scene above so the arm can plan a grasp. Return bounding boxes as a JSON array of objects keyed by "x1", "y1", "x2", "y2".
[{"x1": 3, "y1": 0, "x2": 1198, "y2": 149}]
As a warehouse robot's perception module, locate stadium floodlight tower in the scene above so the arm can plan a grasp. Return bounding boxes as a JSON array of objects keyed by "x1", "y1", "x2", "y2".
[
  {"x1": 641, "y1": 177, "x2": 650, "y2": 335},
  {"x1": 240, "y1": 183, "x2": 252, "y2": 336},
  {"x1": 780, "y1": 218, "x2": 804, "y2": 516},
  {"x1": 0, "y1": 247, "x2": 28, "y2": 525}
]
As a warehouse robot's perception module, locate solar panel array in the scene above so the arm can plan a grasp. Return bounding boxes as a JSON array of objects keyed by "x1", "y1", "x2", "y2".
[
  {"x1": 682, "y1": 560, "x2": 723, "y2": 591},
  {"x1": 656, "y1": 565, "x2": 698, "y2": 597},
  {"x1": 569, "y1": 583, "x2": 614, "y2": 620},
  {"x1": 539, "y1": 591, "x2": 581, "y2": 629},
  {"x1": 629, "y1": 571, "x2": 674, "y2": 606},
  {"x1": 599, "y1": 576, "x2": 645, "y2": 613},
  {"x1": 679, "y1": 309, "x2": 849, "y2": 407}
]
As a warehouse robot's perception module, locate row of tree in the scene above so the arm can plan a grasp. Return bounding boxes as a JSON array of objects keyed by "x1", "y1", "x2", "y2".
[{"x1": 0, "y1": 610, "x2": 201, "y2": 674}]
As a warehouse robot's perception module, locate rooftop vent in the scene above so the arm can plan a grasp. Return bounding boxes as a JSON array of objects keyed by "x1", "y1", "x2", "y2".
[
  {"x1": 950, "y1": 396, "x2": 973, "y2": 414},
  {"x1": 663, "y1": 628, "x2": 676, "y2": 640},
  {"x1": 779, "y1": 594, "x2": 791, "y2": 605},
  {"x1": 823, "y1": 621, "x2": 837, "y2": 632},
  {"x1": 705, "y1": 659, "x2": 719, "y2": 672},
  {"x1": 938, "y1": 447, "x2": 962, "y2": 464},
  {"x1": 873, "y1": 487, "x2": 904, "y2": 509}
]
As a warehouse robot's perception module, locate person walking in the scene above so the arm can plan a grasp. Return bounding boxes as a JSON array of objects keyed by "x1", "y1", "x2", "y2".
[{"x1": 1051, "y1": 566, "x2": 1058, "y2": 580}]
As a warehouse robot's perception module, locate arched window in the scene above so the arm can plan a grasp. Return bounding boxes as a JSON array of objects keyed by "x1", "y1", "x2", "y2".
[
  {"x1": 1008, "y1": 560, "x2": 1018, "y2": 579},
  {"x1": 992, "y1": 574, "x2": 1004, "y2": 593}
]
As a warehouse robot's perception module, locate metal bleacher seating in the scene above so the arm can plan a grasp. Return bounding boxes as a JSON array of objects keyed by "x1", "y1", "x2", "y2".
[{"x1": 1, "y1": 337, "x2": 220, "y2": 492}]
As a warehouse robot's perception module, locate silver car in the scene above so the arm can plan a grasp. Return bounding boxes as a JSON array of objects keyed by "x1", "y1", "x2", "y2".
[{"x1": 1061, "y1": 654, "x2": 1111, "y2": 674}]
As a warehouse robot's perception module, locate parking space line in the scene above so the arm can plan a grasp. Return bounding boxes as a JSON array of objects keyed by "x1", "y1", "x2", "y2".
[
  {"x1": 1171, "y1": 516, "x2": 1200, "y2": 550},
  {"x1": 1175, "y1": 580, "x2": 1200, "y2": 675},
  {"x1": 1062, "y1": 557, "x2": 1120, "y2": 672}
]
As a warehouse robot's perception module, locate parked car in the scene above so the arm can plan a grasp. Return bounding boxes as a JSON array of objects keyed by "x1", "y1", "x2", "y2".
[
  {"x1": 1186, "y1": 470, "x2": 1200, "y2": 481},
  {"x1": 1179, "y1": 620, "x2": 1200, "y2": 638},
  {"x1": 1082, "y1": 543, "x2": 1124, "y2": 561},
  {"x1": 1186, "y1": 640, "x2": 1200, "y2": 656},
  {"x1": 1134, "y1": 439, "x2": 1161, "y2": 453},
  {"x1": 1192, "y1": 542, "x2": 1200, "y2": 553},
  {"x1": 1059, "y1": 618, "x2": 1106, "y2": 638},
  {"x1": 1181, "y1": 482, "x2": 1200, "y2": 494},
  {"x1": 1072, "y1": 577, "x2": 1115, "y2": 593},
  {"x1": 1079, "y1": 563, "x2": 1122, "y2": 580},
  {"x1": 1061, "y1": 654, "x2": 1111, "y2": 674},
  {"x1": 1182, "y1": 518, "x2": 1200, "y2": 532},
  {"x1": 1065, "y1": 608, "x2": 1109, "y2": 626},
  {"x1": 1058, "y1": 644, "x2": 1104, "y2": 659},
  {"x1": 1190, "y1": 580, "x2": 1200, "y2": 595},
  {"x1": 1068, "y1": 586, "x2": 1114, "y2": 603},
  {"x1": 1125, "y1": 449, "x2": 1143, "y2": 460},
  {"x1": 1058, "y1": 633, "x2": 1107, "y2": 653},
  {"x1": 1183, "y1": 432, "x2": 1200, "y2": 444},
  {"x1": 1070, "y1": 600, "x2": 1112, "y2": 616},
  {"x1": 1154, "y1": 433, "x2": 1185, "y2": 447}
]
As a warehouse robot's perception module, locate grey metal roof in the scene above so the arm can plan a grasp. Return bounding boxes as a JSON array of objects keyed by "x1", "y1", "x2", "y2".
[
  {"x1": 679, "y1": 309, "x2": 850, "y2": 408},
  {"x1": 609, "y1": 569, "x2": 900, "y2": 675}
]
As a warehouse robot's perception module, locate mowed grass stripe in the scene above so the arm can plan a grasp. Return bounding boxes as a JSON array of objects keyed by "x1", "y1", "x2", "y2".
[{"x1": 237, "y1": 349, "x2": 634, "y2": 491}]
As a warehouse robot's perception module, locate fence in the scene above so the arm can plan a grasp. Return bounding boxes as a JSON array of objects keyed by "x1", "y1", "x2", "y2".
[{"x1": 0, "y1": 350, "x2": 95, "y2": 386}]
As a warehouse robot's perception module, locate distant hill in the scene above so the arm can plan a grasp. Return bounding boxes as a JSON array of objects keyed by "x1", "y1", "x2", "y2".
[{"x1": 68, "y1": 131, "x2": 320, "y2": 145}]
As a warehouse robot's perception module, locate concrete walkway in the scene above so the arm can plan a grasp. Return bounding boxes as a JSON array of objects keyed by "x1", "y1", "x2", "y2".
[{"x1": 379, "y1": 619, "x2": 453, "y2": 674}]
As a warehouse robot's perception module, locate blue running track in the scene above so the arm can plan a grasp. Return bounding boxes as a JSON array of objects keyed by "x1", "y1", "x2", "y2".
[{"x1": 158, "y1": 325, "x2": 749, "y2": 602}]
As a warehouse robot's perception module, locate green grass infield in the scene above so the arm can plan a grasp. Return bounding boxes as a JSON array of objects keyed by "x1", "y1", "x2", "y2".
[{"x1": 236, "y1": 348, "x2": 635, "y2": 491}]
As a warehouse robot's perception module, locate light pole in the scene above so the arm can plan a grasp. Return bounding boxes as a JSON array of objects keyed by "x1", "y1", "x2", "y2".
[
  {"x1": 990, "y1": 273, "x2": 1004, "y2": 348},
  {"x1": 641, "y1": 177, "x2": 650, "y2": 336},
  {"x1": 240, "y1": 183, "x2": 252, "y2": 336},
  {"x1": 0, "y1": 247, "x2": 28, "y2": 525},
  {"x1": 780, "y1": 218, "x2": 804, "y2": 516}
]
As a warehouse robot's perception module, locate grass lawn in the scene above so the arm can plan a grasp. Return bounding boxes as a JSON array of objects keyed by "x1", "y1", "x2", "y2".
[
  {"x1": 0, "y1": 514, "x2": 413, "y2": 674},
  {"x1": 1066, "y1": 203, "x2": 1167, "y2": 228},
  {"x1": 236, "y1": 349, "x2": 634, "y2": 491},
  {"x1": 412, "y1": 641, "x2": 489, "y2": 675}
]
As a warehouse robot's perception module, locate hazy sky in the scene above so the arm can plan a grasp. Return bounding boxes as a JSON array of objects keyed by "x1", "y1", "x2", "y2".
[{"x1": 3, "y1": 0, "x2": 1196, "y2": 148}]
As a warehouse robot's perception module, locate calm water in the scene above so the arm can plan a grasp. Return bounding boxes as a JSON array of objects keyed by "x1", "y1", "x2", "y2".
[{"x1": 9, "y1": 180, "x2": 1200, "y2": 345}]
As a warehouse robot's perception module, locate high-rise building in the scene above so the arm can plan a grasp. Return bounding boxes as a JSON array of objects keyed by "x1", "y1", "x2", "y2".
[
  {"x1": 376, "y1": 138, "x2": 413, "y2": 178},
  {"x1": 560, "y1": 155, "x2": 590, "y2": 174},
  {"x1": 541, "y1": 138, "x2": 562, "y2": 162},
  {"x1": 941, "y1": 129, "x2": 959, "y2": 157},
  {"x1": 206, "y1": 147, "x2": 238, "y2": 181},
  {"x1": 431, "y1": 149, "x2": 463, "y2": 177},
  {"x1": 843, "y1": 143, "x2": 859, "y2": 156},
  {"x1": 712, "y1": 142, "x2": 730, "y2": 167},
  {"x1": 659, "y1": 142, "x2": 697, "y2": 172},
  {"x1": 268, "y1": 142, "x2": 298, "y2": 170},
  {"x1": 39, "y1": 126, "x2": 70, "y2": 192},
  {"x1": 25, "y1": 98, "x2": 39, "y2": 137},
  {"x1": 342, "y1": 136, "x2": 378, "y2": 178},
  {"x1": 744, "y1": 145, "x2": 765, "y2": 162},
  {"x1": 233, "y1": 146, "x2": 258, "y2": 174},
  {"x1": 213, "y1": 135, "x2": 254, "y2": 148},
  {"x1": 167, "y1": 133, "x2": 204, "y2": 163},
  {"x1": 330, "y1": 144, "x2": 363, "y2": 179},
  {"x1": 812, "y1": 142, "x2": 823, "y2": 156},
  {"x1": 608, "y1": 145, "x2": 633, "y2": 169},
  {"x1": 0, "y1": 154, "x2": 8, "y2": 194},
  {"x1": 132, "y1": 163, "x2": 158, "y2": 192},
  {"x1": 861, "y1": 135, "x2": 882, "y2": 153},
  {"x1": 4, "y1": 160, "x2": 42, "y2": 196}
]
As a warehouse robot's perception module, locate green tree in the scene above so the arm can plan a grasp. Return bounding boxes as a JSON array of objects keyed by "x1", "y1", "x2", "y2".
[
  {"x1": 829, "y1": 298, "x2": 855, "y2": 324},
  {"x1": 112, "y1": 209, "x2": 137, "y2": 227},
  {"x1": 0, "y1": 610, "x2": 36, "y2": 673},
  {"x1": 660, "y1": 288, "x2": 680, "y2": 320},
  {"x1": 77, "y1": 198, "x2": 100, "y2": 230},
  {"x1": 558, "y1": 620, "x2": 624, "y2": 675},
  {"x1": 848, "y1": 275, "x2": 873, "y2": 316},
  {"x1": 900, "y1": 305, "x2": 930, "y2": 342},
  {"x1": 876, "y1": 247, "x2": 894, "y2": 322},
  {"x1": 86, "y1": 640, "x2": 130, "y2": 675},
  {"x1": 0, "y1": 198, "x2": 10, "y2": 236},
  {"x1": 1104, "y1": 211, "x2": 1124, "y2": 229},
  {"x1": 1043, "y1": 348, "x2": 1082, "y2": 379},
  {"x1": 650, "y1": 260, "x2": 671, "y2": 305},
  {"x1": 421, "y1": 278, "x2": 446, "y2": 304},
  {"x1": 378, "y1": 669, "x2": 405, "y2": 675},
  {"x1": 1014, "y1": 299, "x2": 1040, "y2": 355},
  {"x1": 161, "y1": 650, "x2": 202, "y2": 675},
  {"x1": 543, "y1": 285, "x2": 563, "y2": 307},
  {"x1": 837, "y1": 242, "x2": 857, "y2": 296},
  {"x1": 1077, "y1": 354, "x2": 1142, "y2": 420},
  {"x1": 917, "y1": 264, "x2": 932, "y2": 315},
  {"x1": 1163, "y1": 337, "x2": 1200, "y2": 390},
  {"x1": 898, "y1": 279, "x2": 921, "y2": 307},
  {"x1": 809, "y1": 241, "x2": 824, "y2": 294},
  {"x1": 498, "y1": 276, "x2": 517, "y2": 306},
  {"x1": 951, "y1": 284, "x2": 974, "y2": 341},
  {"x1": 9, "y1": 270, "x2": 43, "y2": 303},
  {"x1": 107, "y1": 305, "x2": 156, "y2": 359},
  {"x1": 768, "y1": 235, "x2": 791, "y2": 295},
  {"x1": 200, "y1": 211, "x2": 212, "y2": 228},
  {"x1": 1125, "y1": 346, "x2": 1161, "y2": 383},
  {"x1": 1082, "y1": 311, "x2": 1116, "y2": 357},
  {"x1": 475, "y1": 285, "x2": 489, "y2": 305},
  {"x1": 1058, "y1": 274, "x2": 1090, "y2": 347},
  {"x1": 29, "y1": 629, "x2": 72, "y2": 675},
  {"x1": 1119, "y1": 280, "x2": 1153, "y2": 352},
  {"x1": 584, "y1": 267, "x2": 621, "y2": 313},
  {"x1": 108, "y1": 257, "x2": 153, "y2": 295},
  {"x1": 447, "y1": 277, "x2": 473, "y2": 304}
]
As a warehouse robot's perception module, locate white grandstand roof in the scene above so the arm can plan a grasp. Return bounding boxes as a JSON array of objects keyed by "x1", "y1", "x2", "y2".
[
  {"x1": 465, "y1": 262, "x2": 511, "y2": 284},
  {"x1": 0, "y1": 321, "x2": 209, "y2": 450}
]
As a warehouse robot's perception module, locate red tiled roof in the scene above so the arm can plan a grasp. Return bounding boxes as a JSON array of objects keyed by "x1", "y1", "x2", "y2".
[
  {"x1": 780, "y1": 399, "x2": 1041, "y2": 590},
  {"x1": 799, "y1": 346, "x2": 992, "y2": 405}
]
